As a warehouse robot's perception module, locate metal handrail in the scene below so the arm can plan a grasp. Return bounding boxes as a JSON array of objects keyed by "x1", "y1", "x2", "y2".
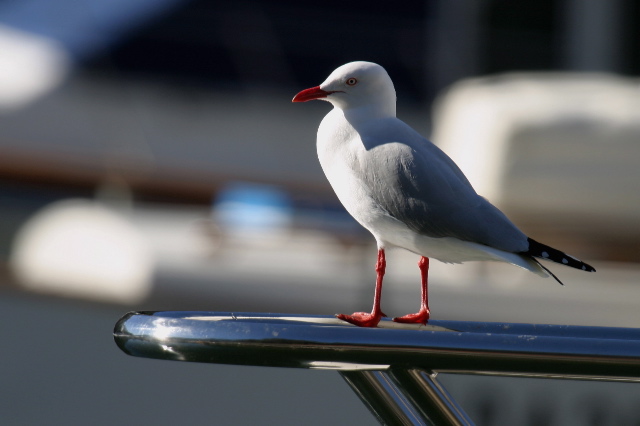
[{"x1": 113, "y1": 312, "x2": 640, "y2": 425}]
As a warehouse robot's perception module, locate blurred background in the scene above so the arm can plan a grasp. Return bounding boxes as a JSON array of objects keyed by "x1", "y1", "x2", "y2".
[{"x1": 1, "y1": 0, "x2": 640, "y2": 424}]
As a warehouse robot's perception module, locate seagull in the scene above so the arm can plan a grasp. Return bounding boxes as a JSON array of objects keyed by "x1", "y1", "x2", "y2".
[{"x1": 292, "y1": 61, "x2": 595, "y2": 327}]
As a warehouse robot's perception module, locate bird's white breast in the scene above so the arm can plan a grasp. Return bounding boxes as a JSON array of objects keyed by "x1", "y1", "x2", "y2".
[
  {"x1": 316, "y1": 109, "x2": 399, "y2": 240},
  {"x1": 316, "y1": 110, "x2": 440, "y2": 258}
]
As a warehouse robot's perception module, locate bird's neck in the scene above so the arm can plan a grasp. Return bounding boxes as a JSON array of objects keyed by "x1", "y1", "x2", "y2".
[{"x1": 341, "y1": 103, "x2": 396, "y2": 126}]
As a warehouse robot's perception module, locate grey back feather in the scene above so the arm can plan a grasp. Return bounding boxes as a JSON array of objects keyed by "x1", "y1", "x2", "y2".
[{"x1": 354, "y1": 117, "x2": 528, "y2": 253}]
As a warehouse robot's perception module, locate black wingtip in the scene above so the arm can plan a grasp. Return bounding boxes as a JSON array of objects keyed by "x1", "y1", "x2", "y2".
[{"x1": 526, "y1": 238, "x2": 595, "y2": 273}]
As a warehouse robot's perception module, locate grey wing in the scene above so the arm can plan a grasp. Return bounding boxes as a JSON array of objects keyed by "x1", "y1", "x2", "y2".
[{"x1": 364, "y1": 138, "x2": 528, "y2": 253}]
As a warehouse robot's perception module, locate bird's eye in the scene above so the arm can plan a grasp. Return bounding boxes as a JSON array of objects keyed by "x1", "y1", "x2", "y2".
[{"x1": 346, "y1": 78, "x2": 358, "y2": 86}]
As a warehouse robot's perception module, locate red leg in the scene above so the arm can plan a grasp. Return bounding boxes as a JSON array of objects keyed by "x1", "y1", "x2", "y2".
[
  {"x1": 393, "y1": 256, "x2": 430, "y2": 324},
  {"x1": 337, "y1": 248, "x2": 386, "y2": 327}
]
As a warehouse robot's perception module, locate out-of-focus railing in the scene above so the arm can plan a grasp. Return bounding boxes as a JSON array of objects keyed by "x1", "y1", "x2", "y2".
[{"x1": 113, "y1": 312, "x2": 640, "y2": 426}]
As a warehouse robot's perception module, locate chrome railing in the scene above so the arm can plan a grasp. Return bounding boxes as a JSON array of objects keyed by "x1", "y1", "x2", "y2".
[{"x1": 113, "y1": 312, "x2": 640, "y2": 425}]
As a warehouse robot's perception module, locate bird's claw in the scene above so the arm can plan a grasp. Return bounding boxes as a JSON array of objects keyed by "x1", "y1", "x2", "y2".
[
  {"x1": 393, "y1": 309, "x2": 430, "y2": 325},
  {"x1": 336, "y1": 312, "x2": 383, "y2": 327}
]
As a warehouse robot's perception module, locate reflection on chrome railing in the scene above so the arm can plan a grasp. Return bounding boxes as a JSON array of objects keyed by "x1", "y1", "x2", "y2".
[{"x1": 113, "y1": 312, "x2": 640, "y2": 426}]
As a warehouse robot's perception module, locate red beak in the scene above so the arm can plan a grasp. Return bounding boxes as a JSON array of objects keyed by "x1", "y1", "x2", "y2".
[{"x1": 292, "y1": 86, "x2": 332, "y2": 102}]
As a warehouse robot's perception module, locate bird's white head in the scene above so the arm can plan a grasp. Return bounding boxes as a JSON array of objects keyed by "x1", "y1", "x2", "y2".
[{"x1": 292, "y1": 61, "x2": 396, "y2": 117}]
